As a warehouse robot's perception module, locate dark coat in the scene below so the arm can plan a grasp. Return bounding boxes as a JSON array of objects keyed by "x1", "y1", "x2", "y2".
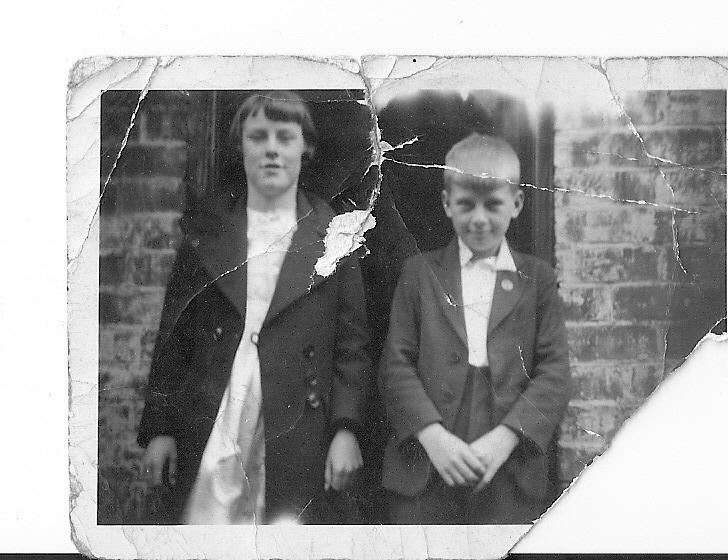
[
  {"x1": 379, "y1": 238, "x2": 571, "y2": 519},
  {"x1": 137, "y1": 189, "x2": 371, "y2": 523}
]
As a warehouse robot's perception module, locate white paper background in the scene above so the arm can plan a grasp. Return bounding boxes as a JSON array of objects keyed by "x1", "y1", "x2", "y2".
[{"x1": 2, "y1": 0, "x2": 728, "y2": 555}]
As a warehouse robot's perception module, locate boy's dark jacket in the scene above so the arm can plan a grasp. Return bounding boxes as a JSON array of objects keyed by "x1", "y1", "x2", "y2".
[
  {"x1": 137, "y1": 189, "x2": 371, "y2": 522},
  {"x1": 379, "y1": 238, "x2": 571, "y2": 504}
]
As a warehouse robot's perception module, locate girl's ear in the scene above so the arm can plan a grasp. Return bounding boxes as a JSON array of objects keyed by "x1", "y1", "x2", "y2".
[
  {"x1": 441, "y1": 189, "x2": 452, "y2": 217},
  {"x1": 303, "y1": 142, "x2": 316, "y2": 162}
]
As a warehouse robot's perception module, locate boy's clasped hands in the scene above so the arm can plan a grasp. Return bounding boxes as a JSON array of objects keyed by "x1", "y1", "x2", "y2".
[{"x1": 417, "y1": 423, "x2": 518, "y2": 492}]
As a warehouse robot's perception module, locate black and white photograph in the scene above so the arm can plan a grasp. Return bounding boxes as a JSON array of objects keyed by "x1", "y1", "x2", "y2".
[{"x1": 65, "y1": 56, "x2": 728, "y2": 558}]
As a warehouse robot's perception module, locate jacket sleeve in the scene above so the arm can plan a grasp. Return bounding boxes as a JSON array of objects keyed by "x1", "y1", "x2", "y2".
[
  {"x1": 499, "y1": 261, "x2": 572, "y2": 453},
  {"x1": 136, "y1": 241, "x2": 197, "y2": 448},
  {"x1": 329, "y1": 252, "x2": 372, "y2": 432},
  {"x1": 378, "y1": 257, "x2": 443, "y2": 445}
]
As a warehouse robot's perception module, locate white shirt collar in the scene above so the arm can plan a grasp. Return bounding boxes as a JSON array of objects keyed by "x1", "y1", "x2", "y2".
[{"x1": 458, "y1": 237, "x2": 517, "y2": 271}]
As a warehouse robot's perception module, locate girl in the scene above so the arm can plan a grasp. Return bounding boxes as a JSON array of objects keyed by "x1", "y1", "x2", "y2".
[{"x1": 138, "y1": 91, "x2": 371, "y2": 524}]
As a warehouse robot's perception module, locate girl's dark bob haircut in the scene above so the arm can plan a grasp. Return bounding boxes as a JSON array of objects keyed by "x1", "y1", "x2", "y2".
[{"x1": 229, "y1": 91, "x2": 317, "y2": 160}]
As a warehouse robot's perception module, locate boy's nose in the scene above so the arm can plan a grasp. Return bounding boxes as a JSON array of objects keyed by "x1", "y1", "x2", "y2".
[{"x1": 471, "y1": 206, "x2": 488, "y2": 224}]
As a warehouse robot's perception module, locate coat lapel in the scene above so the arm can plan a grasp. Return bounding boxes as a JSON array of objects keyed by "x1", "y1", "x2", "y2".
[
  {"x1": 191, "y1": 197, "x2": 249, "y2": 319},
  {"x1": 190, "y1": 191, "x2": 332, "y2": 325},
  {"x1": 263, "y1": 194, "x2": 330, "y2": 326},
  {"x1": 429, "y1": 238, "x2": 468, "y2": 347},
  {"x1": 488, "y1": 251, "x2": 526, "y2": 334}
]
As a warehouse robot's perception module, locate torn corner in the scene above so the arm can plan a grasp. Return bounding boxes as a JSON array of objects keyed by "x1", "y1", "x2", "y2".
[{"x1": 314, "y1": 210, "x2": 376, "y2": 277}]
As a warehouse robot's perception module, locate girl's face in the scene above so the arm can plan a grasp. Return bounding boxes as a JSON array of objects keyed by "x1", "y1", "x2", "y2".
[{"x1": 241, "y1": 109, "x2": 307, "y2": 204}]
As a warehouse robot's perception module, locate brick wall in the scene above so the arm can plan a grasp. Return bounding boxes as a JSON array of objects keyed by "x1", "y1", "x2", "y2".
[
  {"x1": 554, "y1": 91, "x2": 726, "y2": 482},
  {"x1": 99, "y1": 91, "x2": 190, "y2": 523}
]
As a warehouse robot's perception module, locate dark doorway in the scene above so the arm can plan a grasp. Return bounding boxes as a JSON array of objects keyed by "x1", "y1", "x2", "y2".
[{"x1": 376, "y1": 90, "x2": 555, "y2": 261}]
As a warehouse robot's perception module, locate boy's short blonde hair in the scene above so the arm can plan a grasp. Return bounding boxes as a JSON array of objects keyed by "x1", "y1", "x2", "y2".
[{"x1": 443, "y1": 133, "x2": 520, "y2": 192}]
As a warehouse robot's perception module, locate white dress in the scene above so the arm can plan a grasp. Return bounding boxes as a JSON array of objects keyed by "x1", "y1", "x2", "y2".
[{"x1": 183, "y1": 206, "x2": 297, "y2": 524}]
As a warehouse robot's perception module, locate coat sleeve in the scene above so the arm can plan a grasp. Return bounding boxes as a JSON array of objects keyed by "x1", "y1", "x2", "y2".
[
  {"x1": 499, "y1": 261, "x2": 572, "y2": 453},
  {"x1": 378, "y1": 257, "x2": 443, "y2": 445},
  {"x1": 329, "y1": 252, "x2": 373, "y2": 432},
  {"x1": 136, "y1": 242, "x2": 198, "y2": 448}
]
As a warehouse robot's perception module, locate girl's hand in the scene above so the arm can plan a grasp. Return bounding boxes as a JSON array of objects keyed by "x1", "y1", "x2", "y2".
[
  {"x1": 324, "y1": 429, "x2": 362, "y2": 491},
  {"x1": 142, "y1": 435, "x2": 177, "y2": 487}
]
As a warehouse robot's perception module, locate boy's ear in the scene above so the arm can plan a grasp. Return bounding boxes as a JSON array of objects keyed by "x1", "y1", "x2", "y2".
[
  {"x1": 511, "y1": 189, "x2": 525, "y2": 218},
  {"x1": 441, "y1": 189, "x2": 452, "y2": 217}
]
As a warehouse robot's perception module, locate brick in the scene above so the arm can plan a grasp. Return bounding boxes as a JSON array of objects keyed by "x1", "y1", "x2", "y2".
[
  {"x1": 99, "y1": 288, "x2": 165, "y2": 325},
  {"x1": 556, "y1": 203, "x2": 659, "y2": 245},
  {"x1": 613, "y1": 284, "x2": 672, "y2": 321},
  {"x1": 100, "y1": 212, "x2": 182, "y2": 251},
  {"x1": 641, "y1": 127, "x2": 725, "y2": 167},
  {"x1": 559, "y1": 246, "x2": 659, "y2": 283},
  {"x1": 676, "y1": 211, "x2": 727, "y2": 245},
  {"x1": 144, "y1": 105, "x2": 191, "y2": 142},
  {"x1": 571, "y1": 361, "x2": 663, "y2": 400},
  {"x1": 99, "y1": 326, "x2": 142, "y2": 369},
  {"x1": 99, "y1": 253, "x2": 125, "y2": 286},
  {"x1": 558, "y1": 442, "x2": 606, "y2": 482},
  {"x1": 666, "y1": 281, "x2": 727, "y2": 361},
  {"x1": 100, "y1": 250, "x2": 176, "y2": 287},
  {"x1": 101, "y1": 176, "x2": 186, "y2": 215},
  {"x1": 101, "y1": 91, "x2": 142, "y2": 143},
  {"x1": 677, "y1": 244, "x2": 728, "y2": 283},
  {"x1": 99, "y1": 364, "x2": 147, "y2": 393},
  {"x1": 140, "y1": 328, "x2": 159, "y2": 367},
  {"x1": 554, "y1": 168, "x2": 663, "y2": 202},
  {"x1": 663, "y1": 167, "x2": 727, "y2": 209},
  {"x1": 561, "y1": 401, "x2": 622, "y2": 443},
  {"x1": 567, "y1": 324, "x2": 662, "y2": 362},
  {"x1": 653, "y1": 210, "x2": 675, "y2": 245},
  {"x1": 555, "y1": 131, "x2": 644, "y2": 168},
  {"x1": 559, "y1": 286, "x2": 611, "y2": 322},
  {"x1": 112, "y1": 145, "x2": 188, "y2": 177},
  {"x1": 623, "y1": 91, "x2": 726, "y2": 127},
  {"x1": 612, "y1": 169, "x2": 661, "y2": 201}
]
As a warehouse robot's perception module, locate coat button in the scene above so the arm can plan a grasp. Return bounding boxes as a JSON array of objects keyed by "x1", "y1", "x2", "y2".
[
  {"x1": 190, "y1": 237, "x2": 200, "y2": 248},
  {"x1": 213, "y1": 326, "x2": 223, "y2": 341},
  {"x1": 450, "y1": 352, "x2": 461, "y2": 364},
  {"x1": 303, "y1": 345, "x2": 314, "y2": 359},
  {"x1": 251, "y1": 332, "x2": 259, "y2": 345}
]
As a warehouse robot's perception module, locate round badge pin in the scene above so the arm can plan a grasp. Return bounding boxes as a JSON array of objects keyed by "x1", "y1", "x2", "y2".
[{"x1": 501, "y1": 278, "x2": 514, "y2": 291}]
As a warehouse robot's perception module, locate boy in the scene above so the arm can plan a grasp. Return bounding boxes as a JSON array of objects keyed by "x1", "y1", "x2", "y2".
[{"x1": 379, "y1": 133, "x2": 571, "y2": 524}]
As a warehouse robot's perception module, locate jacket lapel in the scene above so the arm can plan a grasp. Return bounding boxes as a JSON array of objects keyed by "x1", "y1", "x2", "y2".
[
  {"x1": 263, "y1": 194, "x2": 330, "y2": 326},
  {"x1": 191, "y1": 198, "x2": 249, "y2": 319},
  {"x1": 488, "y1": 251, "x2": 526, "y2": 334},
  {"x1": 429, "y1": 238, "x2": 468, "y2": 347}
]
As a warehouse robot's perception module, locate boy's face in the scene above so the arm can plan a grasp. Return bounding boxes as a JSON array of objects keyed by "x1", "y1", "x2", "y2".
[
  {"x1": 441, "y1": 180, "x2": 524, "y2": 258},
  {"x1": 241, "y1": 110, "x2": 307, "y2": 203}
]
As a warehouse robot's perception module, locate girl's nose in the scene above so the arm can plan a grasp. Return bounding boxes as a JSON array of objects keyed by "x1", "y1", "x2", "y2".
[{"x1": 265, "y1": 138, "x2": 279, "y2": 155}]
